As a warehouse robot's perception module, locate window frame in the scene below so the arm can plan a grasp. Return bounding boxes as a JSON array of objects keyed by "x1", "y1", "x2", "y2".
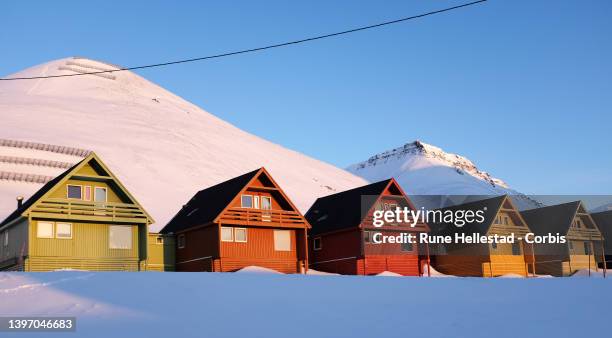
[
  {"x1": 221, "y1": 226, "x2": 234, "y2": 242},
  {"x1": 241, "y1": 195, "x2": 253, "y2": 208},
  {"x1": 178, "y1": 234, "x2": 185, "y2": 249},
  {"x1": 511, "y1": 242, "x2": 521, "y2": 255},
  {"x1": 273, "y1": 230, "x2": 291, "y2": 251},
  {"x1": 261, "y1": 196, "x2": 272, "y2": 210},
  {"x1": 3, "y1": 231, "x2": 8, "y2": 246},
  {"x1": 55, "y1": 222, "x2": 73, "y2": 239},
  {"x1": 109, "y1": 225, "x2": 132, "y2": 250},
  {"x1": 401, "y1": 241, "x2": 413, "y2": 252},
  {"x1": 156, "y1": 236, "x2": 163, "y2": 245},
  {"x1": 37, "y1": 221, "x2": 54, "y2": 239},
  {"x1": 94, "y1": 187, "x2": 108, "y2": 203},
  {"x1": 66, "y1": 184, "x2": 83, "y2": 200},
  {"x1": 313, "y1": 237, "x2": 322, "y2": 251},
  {"x1": 234, "y1": 228, "x2": 247, "y2": 243},
  {"x1": 84, "y1": 186, "x2": 92, "y2": 201}
]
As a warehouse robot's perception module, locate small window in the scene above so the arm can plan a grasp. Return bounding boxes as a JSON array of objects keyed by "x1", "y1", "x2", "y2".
[
  {"x1": 253, "y1": 196, "x2": 260, "y2": 209},
  {"x1": 56, "y1": 223, "x2": 72, "y2": 239},
  {"x1": 274, "y1": 230, "x2": 291, "y2": 251},
  {"x1": 3, "y1": 231, "x2": 8, "y2": 246},
  {"x1": 235, "y1": 228, "x2": 247, "y2": 242},
  {"x1": 363, "y1": 231, "x2": 371, "y2": 243},
  {"x1": 261, "y1": 196, "x2": 272, "y2": 210},
  {"x1": 109, "y1": 226, "x2": 132, "y2": 249},
  {"x1": 491, "y1": 242, "x2": 498, "y2": 250},
  {"x1": 503, "y1": 217, "x2": 509, "y2": 225},
  {"x1": 512, "y1": 242, "x2": 521, "y2": 255},
  {"x1": 584, "y1": 241, "x2": 591, "y2": 255},
  {"x1": 67, "y1": 185, "x2": 82, "y2": 199},
  {"x1": 178, "y1": 234, "x2": 185, "y2": 249},
  {"x1": 221, "y1": 227, "x2": 234, "y2": 242},
  {"x1": 313, "y1": 237, "x2": 322, "y2": 251},
  {"x1": 94, "y1": 187, "x2": 107, "y2": 202},
  {"x1": 401, "y1": 241, "x2": 413, "y2": 252},
  {"x1": 241, "y1": 195, "x2": 253, "y2": 208},
  {"x1": 84, "y1": 186, "x2": 92, "y2": 201},
  {"x1": 37, "y1": 222, "x2": 54, "y2": 238},
  {"x1": 156, "y1": 237, "x2": 163, "y2": 245}
]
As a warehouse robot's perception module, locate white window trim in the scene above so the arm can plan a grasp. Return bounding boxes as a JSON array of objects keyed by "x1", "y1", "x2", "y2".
[
  {"x1": 84, "y1": 186, "x2": 92, "y2": 201},
  {"x1": 313, "y1": 237, "x2": 322, "y2": 251},
  {"x1": 94, "y1": 187, "x2": 108, "y2": 202},
  {"x1": 109, "y1": 225, "x2": 132, "y2": 250},
  {"x1": 261, "y1": 196, "x2": 272, "y2": 210},
  {"x1": 221, "y1": 226, "x2": 234, "y2": 242},
  {"x1": 273, "y1": 230, "x2": 291, "y2": 252},
  {"x1": 234, "y1": 228, "x2": 247, "y2": 243},
  {"x1": 178, "y1": 234, "x2": 185, "y2": 249},
  {"x1": 253, "y1": 196, "x2": 260, "y2": 209},
  {"x1": 241, "y1": 194, "x2": 253, "y2": 208},
  {"x1": 37, "y1": 221, "x2": 54, "y2": 239},
  {"x1": 55, "y1": 222, "x2": 73, "y2": 239},
  {"x1": 66, "y1": 184, "x2": 83, "y2": 200}
]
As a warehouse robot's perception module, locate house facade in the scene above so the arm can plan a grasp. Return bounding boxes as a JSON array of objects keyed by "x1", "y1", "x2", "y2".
[
  {"x1": 161, "y1": 168, "x2": 310, "y2": 273},
  {"x1": 521, "y1": 201, "x2": 604, "y2": 276},
  {"x1": 0, "y1": 153, "x2": 153, "y2": 271},
  {"x1": 305, "y1": 179, "x2": 430, "y2": 276},
  {"x1": 429, "y1": 195, "x2": 534, "y2": 277},
  {"x1": 590, "y1": 210, "x2": 611, "y2": 270}
]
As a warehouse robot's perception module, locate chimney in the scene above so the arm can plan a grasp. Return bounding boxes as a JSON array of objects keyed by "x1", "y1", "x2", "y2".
[{"x1": 16, "y1": 196, "x2": 24, "y2": 209}]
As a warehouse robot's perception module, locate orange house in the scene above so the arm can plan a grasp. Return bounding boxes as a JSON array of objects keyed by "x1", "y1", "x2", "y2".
[{"x1": 160, "y1": 168, "x2": 310, "y2": 273}]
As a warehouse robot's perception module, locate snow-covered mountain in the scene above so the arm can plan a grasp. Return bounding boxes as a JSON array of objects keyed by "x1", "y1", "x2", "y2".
[
  {"x1": 0, "y1": 57, "x2": 368, "y2": 231},
  {"x1": 347, "y1": 141, "x2": 541, "y2": 209}
]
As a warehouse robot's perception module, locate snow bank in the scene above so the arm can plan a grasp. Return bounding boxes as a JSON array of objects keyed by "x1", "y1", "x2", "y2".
[
  {"x1": 571, "y1": 269, "x2": 607, "y2": 278},
  {"x1": 234, "y1": 266, "x2": 282, "y2": 274},
  {"x1": 376, "y1": 271, "x2": 403, "y2": 277},
  {"x1": 497, "y1": 273, "x2": 525, "y2": 278},
  {"x1": 306, "y1": 269, "x2": 339, "y2": 276},
  {"x1": 1, "y1": 272, "x2": 610, "y2": 338},
  {"x1": 421, "y1": 264, "x2": 454, "y2": 278}
]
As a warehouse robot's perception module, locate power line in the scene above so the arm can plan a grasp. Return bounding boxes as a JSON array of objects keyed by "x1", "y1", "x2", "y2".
[{"x1": 1, "y1": 0, "x2": 487, "y2": 81}]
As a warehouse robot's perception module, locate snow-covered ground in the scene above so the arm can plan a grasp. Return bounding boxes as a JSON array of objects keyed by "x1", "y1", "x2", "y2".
[{"x1": 1, "y1": 272, "x2": 610, "y2": 338}]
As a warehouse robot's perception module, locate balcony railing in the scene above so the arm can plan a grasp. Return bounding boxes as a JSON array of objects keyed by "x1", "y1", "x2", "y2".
[
  {"x1": 218, "y1": 207, "x2": 308, "y2": 227},
  {"x1": 29, "y1": 199, "x2": 149, "y2": 223}
]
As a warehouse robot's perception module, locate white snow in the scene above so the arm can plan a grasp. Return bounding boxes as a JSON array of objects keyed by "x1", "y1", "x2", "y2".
[
  {"x1": 0, "y1": 58, "x2": 367, "y2": 230},
  {"x1": 571, "y1": 269, "x2": 607, "y2": 278},
  {"x1": 234, "y1": 266, "x2": 282, "y2": 274},
  {"x1": 375, "y1": 271, "x2": 403, "y2": 277},
  {"x1": 306, "y1": 269, "x2": 339, "y2": 276},
  {"x1": 421, "y1": 264, "x2": 454, "y2": 278},
  {"x1": 0, "y1": 271, "x2": 610, "y2": 338},
  {"x1": 347, "y1": 141, "x2": 542, "y2": 210}
]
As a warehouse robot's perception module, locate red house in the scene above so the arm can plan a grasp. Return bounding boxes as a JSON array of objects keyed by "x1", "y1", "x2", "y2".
[
  {"x1": 305, "y1": 178, "x2": 430, "y2": 276},
  {"x1": 161, "y1": 168, "x2": 310, "y2": 273}
]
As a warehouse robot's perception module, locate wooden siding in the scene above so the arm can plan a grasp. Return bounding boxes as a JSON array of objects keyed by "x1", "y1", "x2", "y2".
[
  {"x1": 146, "y1": 233, "x2": 176, "y2": 271},
  {"x1": 0, "y1": 219, "x2": 28, "y2": 270},
  {"x1": 357, "y1": 255, "x2": 420, "y2": 276},
  {"x1": 175, "y1": 225, "x2": 218, "y2": 272},
  {"x1": 309, "y1": 228, "x2": 361, "y2": 274}
]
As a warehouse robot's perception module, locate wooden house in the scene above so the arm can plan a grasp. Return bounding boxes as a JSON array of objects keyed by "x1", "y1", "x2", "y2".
[
  {"x1": 0, "y1": 152, "x2": 153, "y2": 271},
  {"x1": 146, "y1": 233, "x2": 176, "y2": 271},
  {"x1": 160, "y1": 168, "x2": 310, "y2": 273},
  {"x1": 429, "y1": 195, "x2": 533, "y2": 277},
  {"x1": 590, "y1": 210, "x2": 611, "y2": 270},
  {"x1": 305, "y1": 178, "x2": 430, "y2": 276},
  {"x1": 521, "y1": 201, "x2": 604, "y2": 276}
]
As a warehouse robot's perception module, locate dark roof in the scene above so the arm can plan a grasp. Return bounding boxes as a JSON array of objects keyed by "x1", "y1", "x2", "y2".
[
  {"x1": 520, "y1": 201, "x2": 580, "y2": 236},
  {"x1": 160, "y1": 169, "x2": 260, "y2": 234},
  {"x1": 0, "y1": 160, "x2": 82, "y2": 228},
  {"x1": 427, "y1": 195, "x2": 505, "y2": 237},
  {"x1": 591, "y1": 210, "x2": 612, "y2": 253},
  {"x1": 305, "y1": 179, "x2": 392, "y2": 235}
]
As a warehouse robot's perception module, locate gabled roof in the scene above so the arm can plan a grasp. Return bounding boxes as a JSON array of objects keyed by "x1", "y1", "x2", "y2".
[
  {"x1": 589, "y1": 210, "x2": 612, "y2": 252},
  {"x1": 520, "y1": 201, "x2": 581, "y2": 236},
  {"x1": 428, "y1": 195, "x2": 506, "y2": 237},
  {"x1": 160, "y1": 167, "x2": 305, "y2": 234},
  {"x1": 305, "y1": 179, "x2": 407, "y2": 235},
  {"x1": 0, "y1": 152, "x2": 153, "y2": 228}
]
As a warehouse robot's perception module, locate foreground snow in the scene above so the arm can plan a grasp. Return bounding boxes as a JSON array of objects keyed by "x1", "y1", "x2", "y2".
[{"x1": 0, "y1": 272, "x2": 610, "y2": 338}]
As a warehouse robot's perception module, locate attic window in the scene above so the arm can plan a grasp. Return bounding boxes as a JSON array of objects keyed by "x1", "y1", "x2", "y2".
[
  {"x1": 241, "y1": 195, "x2": 253, "y2": 208},
  {"x1": 67, "y1": 185, "x2": 82, "y2": 199}
]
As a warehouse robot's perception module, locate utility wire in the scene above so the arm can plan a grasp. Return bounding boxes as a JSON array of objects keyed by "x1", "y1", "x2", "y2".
[{"x1": 1, "y1": 0, "x2": 486, "y2": 81}]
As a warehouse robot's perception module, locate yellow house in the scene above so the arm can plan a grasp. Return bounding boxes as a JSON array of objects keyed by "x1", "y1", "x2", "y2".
[{"x1": 0, "y1": 152, "x2": 154, "y2": 271}]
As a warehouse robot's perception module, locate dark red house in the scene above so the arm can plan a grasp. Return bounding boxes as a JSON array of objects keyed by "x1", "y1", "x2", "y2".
[
  {"x1": 305, "y1": 178, "x2": 430, "y2": 276},
  {"x1": 161, "y1": 168, "x2": 310, "y2": 273}
]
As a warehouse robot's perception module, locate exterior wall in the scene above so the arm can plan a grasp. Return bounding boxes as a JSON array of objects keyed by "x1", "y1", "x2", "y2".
[
  {"x1": 27, "y1": 219, "x2": 141, "y2": 271},
  {"x1": 433, "y1": 254, "x2": 489, "y2": 277},
  {"x1": 147, "y1": 233, "x2": 176, "y2": 271},
  {"x1": 220, "y1": 226, "x2": 302, "y2": 273},
  {"x1": 357, "y1": 255, "x2": 420, "y2": 276},
  {"x1": 0, "y1": 219, "x2": 29, "y2": 270},
  {"x1": 309, "y1": 229, "x2": 361, "y2": 275},
  {"x1": 175, "y1": 225, "x2": 219, "y2": 272}
]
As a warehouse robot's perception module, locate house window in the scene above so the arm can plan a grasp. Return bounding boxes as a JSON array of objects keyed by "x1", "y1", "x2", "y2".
[
  {"x1": 178, "y1": 234, "x2": 185, "y2": 249},
  {"x1": 253, "y1": 196, "x2": 260, "y2": 209},
  {"x1": 3, "y1": 231, "x2": 8, "y2": 246},
  {"x1": 274, "y1": 230, "x2": 291, "y2": 251},
  {"x1": 109, "y1": 226, "x2": 132, "y2": 249},
  {"x1": 241, "y1": 195, "x2": 253, "y2": 208},
  {"x1": 313, "y1": 237, "x2": 322, "y2": 251},
  {"x1": 37, "y1": 221, "x2": 54, "y2": 238},
  {"x1": 67, "y1": 185, "x2": 82, "y2": 199},
  {"x1": 491, "y1": 242, "x2": 498, "y2": 250},
  {"x1": 221, "y1": 227, "x2": 234, "y2": 242},
  {"x1": 94, "y1": 187, "x2": 107, "y2": 202},
  {"x1": 401, "y1": 241, "x2": 413, "y2": 252},
  {"x1": 235, "y1": 228, "x2": 247, "y2": 242},
  {"x1": 503, "y1": 217, "x2": 509, "y2": 225},
  {"x1": 363, "y1": 231, "x2": 371, "y2": 243},
  {"x1": 261, "y1": 196, "x2": 272, "y2": 210},
  {"x1": 84, "y1": 186, "x2": 92, "y2": 201},
  {"x1": 156, "y1": 237, "x2": 163, "y2": 245},
  {"x1": 56, "y1": 223, "x2": 72, "y2": 239},
  {"x1": 584, "y1": 241, "x2": 591, "y2": 255},
  {"x1": 512, "y1": 242, "x2": 521, "y2": 255}
]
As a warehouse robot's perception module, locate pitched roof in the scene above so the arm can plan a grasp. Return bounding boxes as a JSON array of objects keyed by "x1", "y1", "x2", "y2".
[
  {"x1": 591, "y1": 210, "x2": 612, "y2": 253},
  {"x1": 427, "y1": 195, "x2": 505, "y2": 237},
  {"x1": 520, "y1": 201, "x2": 581, "y2": 236},
  {"x1": 160, "y1": 169, "x2": 260, "y2": 234},
  {"x1": 305, "y1": 179, "x2": 394, "y2": 235},
  {"x1": 0, "y1": 160, "x2": 82, "y2": 228}
]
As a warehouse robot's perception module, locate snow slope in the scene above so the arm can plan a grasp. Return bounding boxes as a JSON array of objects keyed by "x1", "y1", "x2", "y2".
[
  {"x1": 0, "y1": 272, "x2": 610, "y2": 338},
  {"x1": 0, "y1": 58, "x2": 367, "y2": 230},
  {"x1": 347, "y1": 141, "x2": 541, "y2": 209}
]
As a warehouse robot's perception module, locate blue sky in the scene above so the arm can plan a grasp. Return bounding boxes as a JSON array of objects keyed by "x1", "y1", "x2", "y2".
[{"x1": 2, "y1": 0, "x2": 611, "y2": 195}]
